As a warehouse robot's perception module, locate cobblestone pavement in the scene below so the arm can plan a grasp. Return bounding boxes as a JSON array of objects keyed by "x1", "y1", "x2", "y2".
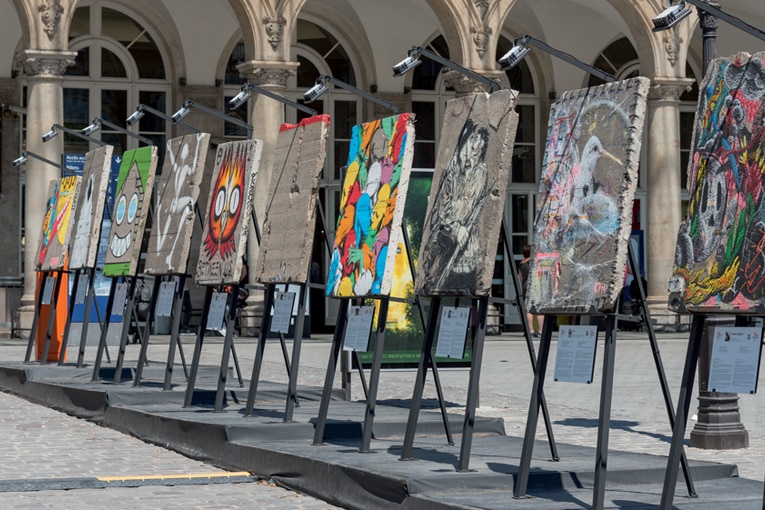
[{"x1": 1, "y1": 329, "x2": 763, "y2": 508}]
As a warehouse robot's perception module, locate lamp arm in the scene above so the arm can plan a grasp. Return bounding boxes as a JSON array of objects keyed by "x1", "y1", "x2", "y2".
[
  {"x1": 324, "y1": 76, "x2": 401, "y2": 113},
  {"x1": 98, "y1": 118, "x2": 154, "y2": 145},
  {"x1": 53, "y1": 124, "x2": 107, "y2": 146},
  {"x1": 685, "y1": 0, "x2": 765, "y2": 42},
  {"x1": 523, "y1": 36, "x2": 616, "y2": 83},
  {"x1": 416, "y1": 47, "x2": 500, "y2": 92},
  {"x1": 25, "y1": 151, "x2": 64, "y2": 170},
  {"x1": 246, "y1": 83, "x2": 318, "y2": 116},
  {"x1": 185, "y1": 99, "x2": 253, "y2": 137},
  {"x1": 138, "y1": 104, "x2": 201, "y2": 134}
]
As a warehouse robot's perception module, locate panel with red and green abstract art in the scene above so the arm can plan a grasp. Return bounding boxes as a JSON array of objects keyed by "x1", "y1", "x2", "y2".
[
  {"x1": 669, "y1": 52, "x2": 765, "y2": 314},
  {"x1": 527, "y1": 77, "x2": 649, "y2": 314},
  {"x1": 102, "y1": 146, "x2": 158, "y2": 277},
  {"x1": 195, "y1": 139, "x2": 262, "y2": 286},
  {"x1": 326, "y1": 113, "x2": 415, "y2": 297}
]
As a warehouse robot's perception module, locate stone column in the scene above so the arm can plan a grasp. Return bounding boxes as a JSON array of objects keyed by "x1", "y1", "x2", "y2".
[
  {"x1": 17, "y1": 49, "x2": 75, "y2": 334},
  {"x1": 644, "y1": 78, "x2": 692, "y2": 317},
  {"x1": 237, "y1": 61, "x2": 298, "y2": 335}
]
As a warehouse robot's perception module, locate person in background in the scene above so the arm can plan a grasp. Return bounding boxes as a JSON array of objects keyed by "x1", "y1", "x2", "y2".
[{"x1": 518, "y1": 244, "x2": 543, "y2": 337}]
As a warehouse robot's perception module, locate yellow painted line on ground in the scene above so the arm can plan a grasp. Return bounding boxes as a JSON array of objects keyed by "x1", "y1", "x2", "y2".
[{"x1": 97, "y1": 472, "x2": 252, "y2": 482}]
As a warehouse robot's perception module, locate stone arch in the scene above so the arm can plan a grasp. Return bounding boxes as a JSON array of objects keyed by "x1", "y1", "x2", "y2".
[{"x1": 421, "y1": 0, "x2": 465, "y2": 64}]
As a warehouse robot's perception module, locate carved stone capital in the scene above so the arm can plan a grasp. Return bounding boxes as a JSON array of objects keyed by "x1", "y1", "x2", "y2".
[
  {"x1": 237, "y1": 60, "x2": 299, "y2": 89},
  {"x1": 648, "y1": 77, "x2": 695, "y2": 101},
  {"x1": 17, "y1": 49, "x2": 76, "y2": 78},
  {"x1": 263, "y1": 15, "x2": 287, "y2": 50},
  {"x1": 443, "y1": 70, "x2": 503, "y2": 97},
  {"x1": 39, "y1": 0, "x2": 65, "y2": 41},
  {"x1": 697, "y1": 1, "x2": 720, "y2": 30}
]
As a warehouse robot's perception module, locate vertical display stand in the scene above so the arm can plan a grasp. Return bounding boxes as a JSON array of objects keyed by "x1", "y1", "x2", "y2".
[
  {"x1": 182, "y1": 285, "x2": 243, "y2": 412},
  {"x1": 159, "y1": 274, "x2": 190, "y2": 390},
  {"x1": 75, "y1": 267, "x2": 107, "y2": 368},
  {"x1": 514, "y1": 243, "x2": 695, "y2": 506},
  {"x1": 90, "y1": 278, "x2": 120, "y2": 381},
  {"x1": 23, "y1": 271, "x2": 54, "y2": 362},
  {"x1": 113, "y1": 277, "x2": 159, "y2": 383}
]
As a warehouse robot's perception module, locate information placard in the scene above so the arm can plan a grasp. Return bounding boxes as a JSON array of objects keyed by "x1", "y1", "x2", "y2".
[
  {"x1": 554, "y1": 325, "x2": 598, "y2": 384},
  {"x1": 111, "y1": 282, "x2": 129, "y2": 317},
  {"x1": 343, "y1": 305, "x2": 375, "y2": 352},
  {"x1": 708, "y1": 327, "x2": 763, "y2": 394},
  {"x1": 41, "y1": 276, "x2": 55, "y2": 305},
  {"x1": 435, "y1": 306, "x2": 470, "y2": 359},
  {"x1": 271, "y1": 291, "x2": 296, "y2": 334},
  {"x1": 206, "y1": 292, "x2": 228, "y2": 331},
  {"x1": 156, "y1": 281, "x2": 176, "y2": 317}
]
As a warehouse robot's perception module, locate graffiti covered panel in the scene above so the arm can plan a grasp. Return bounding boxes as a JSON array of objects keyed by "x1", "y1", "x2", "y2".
[
  {"x1": 326, "y1": 113, "x2": 415, "y2": 297},
  {"x1": 415, "y1": 90, "x2": 518, "y2": 296},
  {"x1": 144, "y1": 133, "x2": 210, "y2": 275},
  {"x1": 69, "y1": 146, "x2": 114, "y2": 270},
  {"x1": 102, "y1": 146, "x2": 158, "y2": 277},
  {"x1": 39, "y1": 175, "x2": 81, "y2": 271},
  {"x1": 34, "y1": 180, "x2": 59, "y2": 272},
  {"x1": 195, "y1": 139, "x2": 262, "y2": 286},
  {"x1": 527, "y1": 77, "x2": 650, "y2": 314},
  {"x1": 258, "y1": 115, "x2": 330, "y2": 283},
  {"x1": 669, "y1": 52, "x2": 765, "y2": 313}
]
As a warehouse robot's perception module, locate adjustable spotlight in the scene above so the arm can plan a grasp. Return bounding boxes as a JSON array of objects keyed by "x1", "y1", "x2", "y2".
[
  {"x1": 392, "y1": 45, "x2": 500, "y2": 92},
  {"x1": 229, "y1": 82, "x2": 318, "y2": 115},
  {"x1": 127, "y1": 104, "x2": 200, "y2": 133},
  {"x1": 81, "y1": 119, "x2": 101, "y2": 136},
  {"x1": 126, "y1": 106, "x2": 145, "y2": 126},
  {"x1": 303, "y1": 77, "x2": 330, "y2": 103},
  {"x1": 42, "y1": 127, "x2": 58, "y2": 143},
  {"x1": 497, "y1": 35, "x2": 616, "y2": 83},
  {"x1": 392, "y1": 52, "x2": 422, "y2": 76},
  {"x1": 12, "y1": 153, "x2": 27, "y2": 167},
  {"x1": 228, "y1": 89, "x2": 252, "y2": 110},
  {"x1": 171, "y1": 104, "x2": 192, "y2": 123},
  {"x1": 652, "y1": 1, "x2": 692, "y2": 31}
]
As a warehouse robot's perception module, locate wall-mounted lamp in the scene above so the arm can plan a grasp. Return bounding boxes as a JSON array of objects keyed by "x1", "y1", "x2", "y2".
[
  {"x1": 229, "y1": 82, "x2": 318, "y2": 116},
  {"x1": 42, "y1": 124, "x2": 107, "y2": 146},
  {"x1": 13, "y1": 150, "x2": 64, "y2": 170},
  {"x1": 171, "y1": 99, "x2": 253, "y2": 138},
  {"x1": 83, "y1": 117, "x2": 154, "y2": 146},
  {"x1": 393, "y1": 46, "x2": 500, "y2": 93},
  {"x1": 498, "y1": 35, "x2": 616, "y2": 83},
  {"x1": 652, "y1": 0, "x2": 765, "y2": 41},
  {"x1": 127, "y1": 104, "x2": 201, "y2": 134},
  {"x1": 303, "y1": 75, "x2": 400, "y2": 113}
]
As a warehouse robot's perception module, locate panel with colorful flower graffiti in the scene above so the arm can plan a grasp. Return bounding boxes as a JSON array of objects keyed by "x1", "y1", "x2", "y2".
[
  {"x1": 527, "y1": 77, "x2": 649, "y2": 314},
  {"x1": 39, "y1": 175, "x2": 81, "y2": 271},
  {"x1": 102, "y1": 146, "x2": 158, "y2": 277},
  {"x1": 195, "y1": 139, "x2": 262, "y2": 286},
  {"x1": 326, "y1": 113, "x2": 415, "y2": 297},
  {"x1": 669, "y1": 52, "x2": 765, "y2": 314}
]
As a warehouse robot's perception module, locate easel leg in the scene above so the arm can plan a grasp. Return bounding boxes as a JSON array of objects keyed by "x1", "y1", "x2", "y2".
[
  {"x1": 114, "y1": 277, "x2": 139, "y2": 384},
  {"x1": 360, "y1": 299, "x2": 389, "y2": 453},
  {"x1": 660, "y1": 314, "x2": 706, "y2": 509},
  {"x1": 24, "y1": 273, "x2": 48, "y2": 362},
  {"x1": 183, "y1": 287, "x2": 213, "y2": 407},
  {"x1": 59, "y1": 270, "x2": 81, "y2": 365},
  {"x1": 400, "y1": 297, "x2": 442, "y2": 461},
  {"x1": 42, "y1": 273, "x2": 64, "y2": 363},
  {"x1": 514, "y1": 316, "x2": 554, "y2": 498},
  {"x1": 245, "y1": 286, "x2": 275, "y2": 416},
  {"x1": 215, "y1": 289, "x2": 240, "y2": 411},
  {"x1": 162, "y1": 278, "x2": 186, "y2": 390},
  {"x1": 133, "y1": 278, "x2": 162, "y2": 386},
  {"x1": 285, "y1": 285, "x2": 308, "y2": 422},
  {"x1": 91, "y1": 278, "x2": 118, "y2": 381},
  {"x1": 313, "y1": 300, "x2": 350, "y2": 445},
  {"x1": 592, "y1": 314, "x2": 618, "y2": 509},
  {"x1": 77, "y1": 268, "x2": 96, "y2": 368}
]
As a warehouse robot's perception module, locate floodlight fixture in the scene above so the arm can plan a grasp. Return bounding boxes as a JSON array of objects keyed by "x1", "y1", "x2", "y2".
[
  {"x1": 41, "y1": 124, "x2": 107, "y2": 146},
  {"x1": 127, "y1": 104, "x2": 200, "y2": 134},
  {"x1": 229, "y1": 82, "x2": 318, "y2": 116},
  {"x1": 173, "y1": 99, "x2": 253, "y2": 137},
  {"x1": 83, "y1": 117, "x2": 154, "y2": 146},
  {"x1": 652, "y1": 0, "x2": 765, "y2": 41},
  {"x1": 13, "y1": 150, "x2": 64, "y2": 170},
  {"x1": 304, "y1": 75, "x2": 401, "y2": 113},
  {"x1": 498, "y1": 35, "x2": 616, "y2": 83},
  {"x1": 393, "y1": 46, "x2": 500, "y2": 92}
]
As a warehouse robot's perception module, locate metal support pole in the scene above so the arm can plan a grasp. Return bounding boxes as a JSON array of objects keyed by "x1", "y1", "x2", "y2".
[
  {"x1": 592, "y1": 314, "x2": 618, "y2": 509},
  {"x1": 245, "y1": 285, "x2": 275, "y2": 415},
  {"x1": 285, "y1": 284, "x2": 308, "y2": 421},
  {"x1": 183, "y1": 286, "x2": 214, "y2": 407},
  {"x1": 660, "y1": 314, "x2": 706, "y2": 509},
  {"x1": 76, "y1": 268, "x2": 97, "y2": 367},
  {"x1": 41, "y1": 272, "x2": 65, "y2": 363},
  {"x1": 113, "y1": 277, "x2": 139, "y2": 384},
  {"x1": 360, "y1": 299, "x2": 390, "y2": 452},
  {"x1": 134, "y1": 278, "x2": 163, "y2": 386},
  {"x1": 23, "y1": 273, "x2": 48, "y2": 362},
  {"x1": 58, "y1": 269, "x2": 80, "y2": 365},
  {"x1": 161, "y1": 275, "x2": 188, "y2": 389},
  {"x1": 214, "y1": 287, "x2": 239, "y2": 411},
  {"x1": 91, "y1": 278, "x2": 119, "y2": 381}
]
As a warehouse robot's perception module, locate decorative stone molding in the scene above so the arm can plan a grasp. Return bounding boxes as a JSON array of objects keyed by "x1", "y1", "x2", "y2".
[
  {"x1": 697, "y1": 1, "x2": 720, "y2": 30},
  {"x1": 663, "y1": 32, "x2": 682, "y2": 67},
  {"x1": 237, "y1": 60, "x2": 299, "y2": 89},
  {"x1": 16, "y1": 49, "x2": 75, "y2": 77},
  {"x1": 39, "y1": 0, "x2": 64, "y2": 41},
  {"x1": 263, "y1": 15, "x2": 286, "y2": 49},
  {"x1": 648, "y1": 77, "x2": 694, "y2": 101},
  {"x1": 471, "y1": 24, "x2": 492, "y2": 58}
]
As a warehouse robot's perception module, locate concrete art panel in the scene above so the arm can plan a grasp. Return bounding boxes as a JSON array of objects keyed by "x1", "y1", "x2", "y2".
[
  {"x1": 415, "y1": 90, "x2": 519, "y2": 296},
  {"x1": 34, "y1": 180, "x2": 59, "y2": 272},
  {"x1": 257, "y1": 115, "x2": 330, "y2": 284},
  {"x1": 144, "y1": 133, "x2": 211, "y2": 275},
  {"x1": 38, "y1": 176, "x2": 81, "y2": 271},
  {"x1": 69, "y1": 146, "x2": 114, "y2": 270},
  {"x1": 669, "y1": 52, "x2": 765, "y2": 314},
  {"x1": 527, "y1": 77, "x2": 650, "y2": 314},
  {"x1": 195, "y1": 139, "x2": 262, "y2": 286},
  {"x1": 102, "y1": 146, "x2": 158, "y2": 277},
  {"x1": 326, "y1": 113, "x2": 415, "y2": 297}
]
